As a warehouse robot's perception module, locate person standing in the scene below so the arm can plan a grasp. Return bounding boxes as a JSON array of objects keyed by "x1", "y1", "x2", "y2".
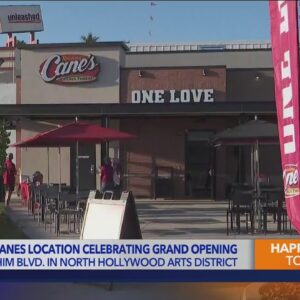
[
  {"x1": 3, "y1": 153, "x2": 16, "y2": 206},
  {"x1": 100, "y1": 157, "x2": 114, "y2": 192},
  {"x1": 113, "y1": 158, "x2": 122, "y2": 198}
]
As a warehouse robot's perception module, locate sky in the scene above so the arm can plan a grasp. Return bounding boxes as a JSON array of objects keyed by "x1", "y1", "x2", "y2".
[{"x1": 0, "y1": 1, "x2": 271, "y2": 45}]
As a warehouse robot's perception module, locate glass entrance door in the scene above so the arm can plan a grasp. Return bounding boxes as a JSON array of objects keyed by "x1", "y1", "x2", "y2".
[{"x1": 185, "y1": 130, "x2": 215, "y2": 198}]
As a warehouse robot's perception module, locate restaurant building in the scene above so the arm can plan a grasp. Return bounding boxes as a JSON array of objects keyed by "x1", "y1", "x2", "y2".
[
  {"x1": 0, "y1": 41, "x2": 281, "y2": 200},
  {"x1": 0, "y1": 47, "x2": 16, "y2": 158}
]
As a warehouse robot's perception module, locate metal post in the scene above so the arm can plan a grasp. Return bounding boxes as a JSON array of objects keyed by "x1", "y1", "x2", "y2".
[
  {"x1": 47, "y1": 147, "x2": 50, "y2": 185},
  {"x1": 101, "y1": 117, "x2": 109, "y2": 163},
  {"x1": 76, "y1": 140, "x2": 79, "y2": 196},
  {"x1": 59, "y1": 147, "x2": 61, "y2": 193},
  {"x1": 254, "y1": 140, "x2": 261, "y2": 231},
  {"x1": 251, "y1": 146, "x2": 254, "y2": 187},
  {"x1": 255, "y1": 140, "x2": 260, "y2": 197}
]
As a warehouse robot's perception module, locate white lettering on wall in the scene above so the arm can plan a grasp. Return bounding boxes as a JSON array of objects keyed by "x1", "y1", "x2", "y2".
[
  {"x1": 131, "y1": 91, "x2": 141, "y2": 104},
  {"x1": 204, "y1": 89, "x2": 214, "y2": 102},
  {"x1": 191, "y1": 89, "x2": 202, "y2": 102},
  {"x1": 141, "y1": 90, "x2": 153, "y2": 103},
  {"x1": 131, "y1": 89, "x2": 215, "y2": 104},
  {"x1": 180, "y1": 90, "x2": 190, "y2": 103},
  {"x1": 169, "y1": 90, "x2": 179, "y2": 103},
  {"x1": 154, "y1": 90, "x2": 164, "y2": 103}
]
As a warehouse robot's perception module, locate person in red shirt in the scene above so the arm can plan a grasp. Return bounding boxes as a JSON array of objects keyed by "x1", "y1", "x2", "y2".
[
  {"x1": 100, "y1": 157, "x2": 114, "y2": 192},
  {"x1": 3, "y1": 153, "x2": 16, "y2": 206}
]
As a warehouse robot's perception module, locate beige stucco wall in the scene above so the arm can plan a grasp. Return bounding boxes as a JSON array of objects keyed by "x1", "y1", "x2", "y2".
[
  {"x1": 20, "y1": 46, "x2": 122, "y2": 104},
  {"x1": 0, "y1": 83, "x2": 16, "y2": 104},
  {"x1": 20, "y1": 120, "x2": 70, "y2": 185},
  {"x1": 20, "y1": 119, "x2": 121, "y2": 188}
]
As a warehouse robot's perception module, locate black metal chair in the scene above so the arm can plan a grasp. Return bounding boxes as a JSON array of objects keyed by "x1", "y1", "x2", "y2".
[
  {"x1": 278, "y1": 198, "x2": 292, "y2": 234},
  {"x1": 56, "y1": 193, "x2": 83, "y2": 236},
  {"x1": 44, "y1": 186, "x2": 60, "y2": 232},
  {"x1": 32, "y1": 184, "x2": 48, "y2": 223},
  {"x1": 227, "y1": 189, "x2": 255, "y2": 235},
  {"x1": 261, "y1": 191, "x2": 283, "y2": 233}
]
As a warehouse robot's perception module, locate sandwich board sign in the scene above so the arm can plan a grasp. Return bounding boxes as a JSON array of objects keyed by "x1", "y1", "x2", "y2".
[{"x1": 80, "y1": 191, "x2": 142, "y2": 240}]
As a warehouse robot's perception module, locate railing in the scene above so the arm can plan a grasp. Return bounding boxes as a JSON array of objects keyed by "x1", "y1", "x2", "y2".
[{"x1": 128, "y1": 41, "x2": 272, "y2": 53}]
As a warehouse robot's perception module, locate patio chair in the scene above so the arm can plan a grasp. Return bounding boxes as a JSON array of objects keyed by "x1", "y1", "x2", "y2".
[
  {"x1": 226, "y1": 189, "x2": 255, "y2": 235},
  {"x1": 56, "y1": 193, "x2": 83, "y2": 236},
  {"x1": 44, "y1": 186, "x2": 60, "y2": 232},
  {"x1": 32, "y1": 184, "x2": 48, "y2": 223},
  {"x1": 261, "y1": 191, "x2": 284, "y2": 233},
  {"x1": 278, "y1": 198, "x2": 292, "y2": 234}
]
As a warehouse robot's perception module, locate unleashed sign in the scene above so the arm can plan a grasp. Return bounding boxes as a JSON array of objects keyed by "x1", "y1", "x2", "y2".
[
  {"x1": 269, "y1": 1, "x2": 300, "y2": 232},
  {"x1": 131, "y1": 89, "x2": 215, "y2": 104},
  {"x1": 0, "y1": 5, "x2": 43, "y2": 33}
]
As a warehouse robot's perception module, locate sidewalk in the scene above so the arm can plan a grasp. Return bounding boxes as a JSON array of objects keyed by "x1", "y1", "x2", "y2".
[
  {"x1": 6, "y1": 196, "x2": 78, "y2": 239},
  {"x1": 5, "y1": 194, "x2": 299, "y2": 239}
]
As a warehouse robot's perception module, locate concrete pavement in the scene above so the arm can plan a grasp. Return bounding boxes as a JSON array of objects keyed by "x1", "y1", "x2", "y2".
[{"x1": 5, "y1": 194, "x2": 298, "y2": 239}]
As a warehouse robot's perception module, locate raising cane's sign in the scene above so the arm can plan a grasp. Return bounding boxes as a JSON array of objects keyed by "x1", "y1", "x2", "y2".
[
  {"x1": 39, "y1": 54, "x2": 100, "y2": 84},
  {"x1": 269, "y1": 0, "x2": 300, "y2": 232}
]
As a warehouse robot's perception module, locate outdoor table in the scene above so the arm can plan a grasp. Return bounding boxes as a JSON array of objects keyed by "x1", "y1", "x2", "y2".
[{"x1": 260, "y1": 186, "x2": 282, "y2": 193}]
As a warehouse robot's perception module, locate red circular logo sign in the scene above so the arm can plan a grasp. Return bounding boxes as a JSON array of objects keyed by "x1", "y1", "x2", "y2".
[{"x1": 39, "y1": 54, "x2": 100, "y2": 84}]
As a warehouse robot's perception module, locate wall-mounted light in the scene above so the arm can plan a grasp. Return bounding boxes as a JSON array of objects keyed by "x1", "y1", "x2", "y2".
[
  {"x1": 255, "y1": 73, "x2": 261, "y2": 81},
  {"x1": 202, "y1": 69, "x2": 206, "y2": 76},
  {"x1": 138, "y1": 70, "x2": 144, "y2": 77}
]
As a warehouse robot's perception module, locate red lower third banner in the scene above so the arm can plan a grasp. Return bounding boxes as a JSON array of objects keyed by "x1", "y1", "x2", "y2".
[{"x1": 269, "y1": 1, "x2": 300, "y2": 232}]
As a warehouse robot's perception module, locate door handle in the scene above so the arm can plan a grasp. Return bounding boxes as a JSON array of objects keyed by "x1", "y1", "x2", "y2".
[{"x1": 90, "y1": 164, "x2": 95, "y2": 175}]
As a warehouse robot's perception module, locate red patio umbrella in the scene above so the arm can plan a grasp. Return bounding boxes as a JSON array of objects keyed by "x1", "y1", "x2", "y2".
[
  {"x1": 12, "y1": 120, "x2": 136, "y2": 194},
  {"x1": 13, "y1": 121, "x2": 135, "y2": 147}
]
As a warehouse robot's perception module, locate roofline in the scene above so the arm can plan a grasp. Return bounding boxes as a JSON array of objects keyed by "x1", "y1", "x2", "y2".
[
  {"x1": 128, "y1": 41, "x2": 272, "y2": 53},
  {"x1": 18, "y1": 41, "x2": 129, "y2": 51},
  {"x1": 0, "y1": 102, "x2": 276, "y2": 118}
]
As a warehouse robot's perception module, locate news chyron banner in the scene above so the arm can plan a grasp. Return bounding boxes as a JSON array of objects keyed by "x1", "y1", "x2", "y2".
[
  {"x1": 0, "y1": 240, "x2": 253, "y2": 271},
  {"x1": 269, "y1": 1, "x2": 300, "y2": 233},
  {"x1": 3, "y1": 240, "x2": 300, "y2": 281}
]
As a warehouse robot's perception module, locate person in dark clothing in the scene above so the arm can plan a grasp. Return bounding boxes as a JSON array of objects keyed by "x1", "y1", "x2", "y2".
[
  {"x1": 3, "y1": 153, "x2": 16, "y2": 206},
  {"x1": 112, "y1": 158, "x2": 122, "y2": 198},
  {"x1": 185, "y1": 172, "x2": 192, "y2": 197}
]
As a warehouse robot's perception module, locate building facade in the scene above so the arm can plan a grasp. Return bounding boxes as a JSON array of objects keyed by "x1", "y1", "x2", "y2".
[
  {"x1": 0, "y1": 46, "x2": 16, "y2": 158},
  {"x1": 1, "y1": 41, "x2": 281, "y2": 200}
]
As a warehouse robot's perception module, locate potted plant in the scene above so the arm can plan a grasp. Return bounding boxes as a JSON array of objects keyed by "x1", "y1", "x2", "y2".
[{"x1": 0, "y1": 120, "x2": 10, "y2": 201}]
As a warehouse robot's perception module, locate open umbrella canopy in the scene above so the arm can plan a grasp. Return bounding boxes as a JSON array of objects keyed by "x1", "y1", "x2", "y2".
[
  {"x1": 212, "y1": 119, "x2": 279, "y2": 146},
  {"x1": 11, "y1": 121, "x2": 136, "y2": 147}
]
